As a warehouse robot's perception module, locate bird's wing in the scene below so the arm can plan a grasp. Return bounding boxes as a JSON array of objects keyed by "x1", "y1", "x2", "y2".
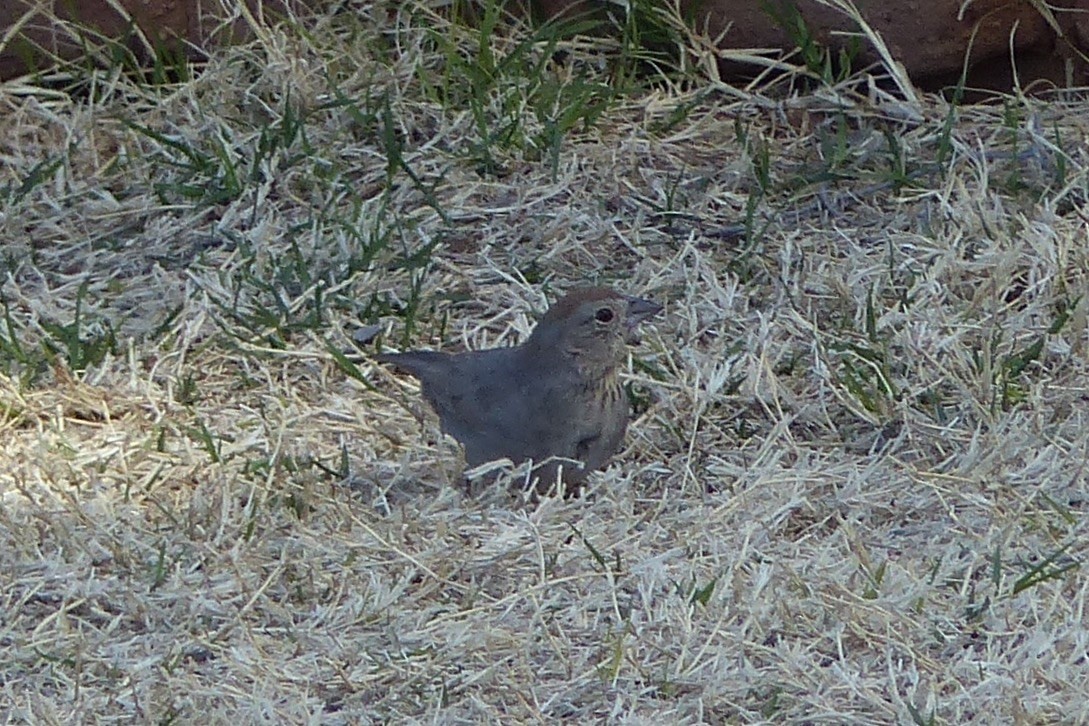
[
  {"x1": 381, "y1": 347, "x2": 620, "y2": 469},
  {"x1": 381, "y1": 349, "x2": 544, "y2": 463},
  {"x1": 447, "y1": 350, "x2": 572, "y2": 465}
]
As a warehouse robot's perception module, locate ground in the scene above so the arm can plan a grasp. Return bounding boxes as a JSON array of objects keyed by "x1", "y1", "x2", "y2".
[{"x1": 1, "y1": 1, "x2": 1087, "y2": 723}]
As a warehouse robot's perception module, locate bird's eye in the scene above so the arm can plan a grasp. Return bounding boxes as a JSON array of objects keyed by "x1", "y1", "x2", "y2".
[{"x1": 594, "y1": 307, "x2": 614, "y2": 323}]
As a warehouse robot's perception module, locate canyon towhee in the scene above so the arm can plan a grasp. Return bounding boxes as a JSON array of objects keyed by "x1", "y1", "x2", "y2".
[{"x1": 378, "y1": 286, "x2": 661, "y2": 496}]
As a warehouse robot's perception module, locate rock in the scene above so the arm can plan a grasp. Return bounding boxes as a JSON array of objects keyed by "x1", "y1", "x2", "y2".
[
  {"x1": 0, "y1": 0, "x2": 315, "y2": 80},
  {"x1": 536, "y1": 0, "x2": 1089, "y2": 92}
]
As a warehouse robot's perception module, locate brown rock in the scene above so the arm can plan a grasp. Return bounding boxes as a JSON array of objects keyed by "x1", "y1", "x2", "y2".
[
  {"x1": 0, "y1": 0, "x2": 317, "y2": 80},
  {"x1": 536, "y1": 0, "x2": 1089, "y2": 92}
]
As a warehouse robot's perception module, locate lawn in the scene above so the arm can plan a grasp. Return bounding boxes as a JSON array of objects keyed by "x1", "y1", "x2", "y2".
[{"x1": 1, "y1": 1, "x2": 1087, "y2": 722}]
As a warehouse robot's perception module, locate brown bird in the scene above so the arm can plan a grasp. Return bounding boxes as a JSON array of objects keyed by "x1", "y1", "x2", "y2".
[{"x1": 378, "y1": 286, "x2": 662, "y2": 495}]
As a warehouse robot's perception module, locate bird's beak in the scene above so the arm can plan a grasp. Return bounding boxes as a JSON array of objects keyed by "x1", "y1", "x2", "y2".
[{"x1": 623, "y1": 295, "x2": 662, "y2": 342}]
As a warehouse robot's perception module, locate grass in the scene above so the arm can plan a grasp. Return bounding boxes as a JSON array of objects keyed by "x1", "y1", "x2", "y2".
[{"x1": 2, "y1": 0, "x2": 1089, "y2": 722}]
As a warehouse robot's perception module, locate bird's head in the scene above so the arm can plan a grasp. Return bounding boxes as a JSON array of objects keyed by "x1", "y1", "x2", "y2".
[{"x1": 527, "y1": 286, "x2": 661, "y2": 374}]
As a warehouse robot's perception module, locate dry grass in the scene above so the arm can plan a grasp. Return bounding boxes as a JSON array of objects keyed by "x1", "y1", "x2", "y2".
[{"x1": 2, "y1": 1, "x2": 1088, "y2": 722}]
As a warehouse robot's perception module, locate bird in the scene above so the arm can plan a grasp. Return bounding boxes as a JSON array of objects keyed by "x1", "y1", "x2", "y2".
[{"x1": 377, "y1": 286, "x2": 662, "y2": 496}]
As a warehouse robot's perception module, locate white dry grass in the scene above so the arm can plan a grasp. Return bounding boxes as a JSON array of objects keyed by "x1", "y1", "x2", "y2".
[{"x1": 2, "y1": 1, "x2": 1089, "y2": 723}]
